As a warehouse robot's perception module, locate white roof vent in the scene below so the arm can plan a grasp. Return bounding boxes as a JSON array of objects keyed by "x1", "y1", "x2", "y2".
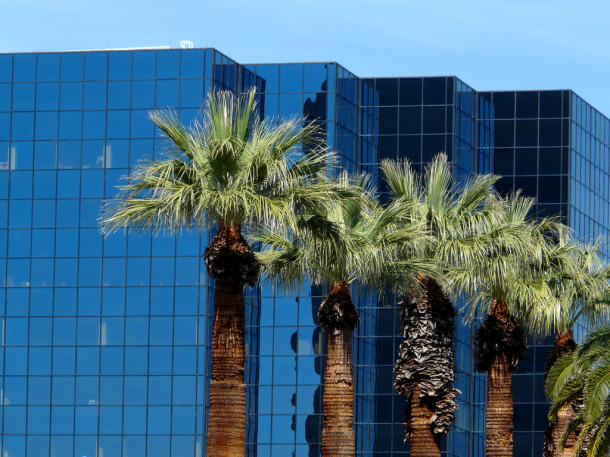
[{"x1": 180, "y1": 40, "x2": 194, "y2": 49}]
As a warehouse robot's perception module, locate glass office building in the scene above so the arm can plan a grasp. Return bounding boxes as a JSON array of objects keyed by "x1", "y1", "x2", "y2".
[{"x1": 0, "y1": 47, "x2": 609, "y2": 457}]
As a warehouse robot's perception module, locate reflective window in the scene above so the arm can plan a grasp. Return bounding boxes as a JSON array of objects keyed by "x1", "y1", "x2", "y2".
[
  {"x1": 84, "y1": 52, "x2": 108, "y2": 80},
  {"x1": 133, "y1": 51, "x2": 156, "y2": 79},
  {"x1": 109, "y1": 51, "x2": 132, "y2": 80},
  {"x1": 13, "y1": 54, "x2": 36, "y2": 82}
]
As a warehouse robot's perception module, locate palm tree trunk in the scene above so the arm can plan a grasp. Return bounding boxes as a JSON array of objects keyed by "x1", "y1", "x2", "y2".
[
  {"x1": 204, "y1": 224, "x2": 261, "y2": 457},
  {"x1": 487, "y1": 353, "x2": 514, "y2": 457},
  {"x1": 544, "y1": 331, "x2": 578, "y2": 457},
  {"x1": 410, "y1": 385, "x2": 442, "y2": 457},
  {"x1": 394, "y1": 274, "x2": 459, "y2": 457},
  {"x1": 318, "y1": 280, "x2": 359, "y2": 457},
  {"x1": 474, "y1": 300, "x2": 527, "y2": 457},
  {"x1": 207, "y1": 277, "x2": 246, "y2": 457}
]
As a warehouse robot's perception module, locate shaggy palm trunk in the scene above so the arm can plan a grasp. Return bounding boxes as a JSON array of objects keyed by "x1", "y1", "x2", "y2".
[
  {"x1": 203, "y1": 224, "x2": 261, "y2": 457},
  {"x1": 543, "y1": 331, "x2": 578, "y2": 457},
  {"x1": 474, "y1": 300, "x2": 527, "y2": 457},
  {"x1": 318, "y1": 280, "x2": 359, "y2": 457},
  {"x1": 394, "y1": 274, "x2": 460, "y2": 457}
]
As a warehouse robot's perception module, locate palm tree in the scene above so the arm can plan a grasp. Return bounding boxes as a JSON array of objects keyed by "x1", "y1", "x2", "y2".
[
  {"x1": 101, "y1": 89, "x2": 348, "y2": 457},
  {"x1": 447, "y1": 193, "x2": 567, "y2": 457},
  {"x1": 523, "y1": 239, "x2": 609, "y2": 457},
  {"x1": 546, "y1": 324, "x2": 610, "y2": 457},
  {"x1": 258, "y1": 175, "x2": 434, "y2": 457},
  {"x1": 384, "y1": 155, "x2": 513, "y2": 457}
]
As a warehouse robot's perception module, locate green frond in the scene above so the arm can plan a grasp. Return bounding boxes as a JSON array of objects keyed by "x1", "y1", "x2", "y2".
[
  {"x1": 102, "y1": 88, "x2": 347, "y2": 237},
  {"x1": 584, "y1": 358, "x2": 610, "y2": 421}
]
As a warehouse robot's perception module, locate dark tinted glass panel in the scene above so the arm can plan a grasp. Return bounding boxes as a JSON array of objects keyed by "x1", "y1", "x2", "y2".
[
  {"x1": 514, "y1": 148, "x2": 537, "y2": 175},
  {"x1": 37, "y1": 53, "x2": 60, "y2": 82},
  {"x1": 423, "y1": 78, "x2": 445, "y2": 105},
  {"x1": 492, "y1": 92, "x2": 515, "y2": 119},
  {"x1": 538, "y1": 176, "x2": 561, "y2": 203},
  {"x1": 563, "y1": 91, "x2": 570, "y2": 117},
  {"x1": 514, "y1": 176, "x2": 537, "y2": 198},
  {"x1": 398, "y1": 135, "x2": 421, "y2": 161},
  {"x1": 422, "y1": 106, "x2": 445, "y2": 133},
  {"x1": 380, "y1": 107, "x2": 398, "y2": 135},
  {"x1": 538, "y1": 148, "x2": 561, "y2": 174},
  {"x1": 539, "y1": 119, "x2": 562, "y2": 146},
  {"x1": 400, "y1": 78, "x2": 423, "y2": 105},
  {"x1": 493, "y1": 148, "x2": 513, "y2": 175},
  {"x1": 375, "y1": 79, "x2": 398, "y2": 105},
  {"x1": 399, "y1": 107, "x2": 421, "y2": 134},
  {"x1": 379, "y1": 135, "x2": 397, "y2": 160},
  {"x1": 516, "y1": 91, "x2": 538, "y2": 118},
  {"x1": 422, "y1": 135, "x2": 445, "y2": 161},
  {"x1": 516, "y1": 120, "x2": 538, "y2": 147},
  {"x1": 539, "y1": 91, "x2": 562, "y2": 118},
  {"x1": 493, "y1": 120, "x2": 514, "y2": 147}
]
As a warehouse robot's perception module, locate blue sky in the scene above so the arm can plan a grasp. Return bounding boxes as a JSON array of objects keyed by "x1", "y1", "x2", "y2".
[{"x1": 2, "y1": 0, "x2": 610, "y2": 113}]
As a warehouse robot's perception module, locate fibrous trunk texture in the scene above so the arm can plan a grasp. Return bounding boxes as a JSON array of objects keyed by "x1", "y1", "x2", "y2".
[
  {"x1": 474, "y1": 300, "x2": 527, "y2": 457},
  {"x1": 318, "y1": 280, "x2": 359, "y2": 457},
  {"x1": 394, "y1": 274, "x2": 460, "y2": 457},
  {"x1": 204, "y1": 224, "x2": 261, "y2": 457},
  {"x1": 543, "y1": 331, "x2": 579, "y2": 457}
]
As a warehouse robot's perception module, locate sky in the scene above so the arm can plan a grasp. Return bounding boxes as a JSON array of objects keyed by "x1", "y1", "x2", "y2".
[{"x1": 1, "y1": 0, "x2": 610, "y2": 113}]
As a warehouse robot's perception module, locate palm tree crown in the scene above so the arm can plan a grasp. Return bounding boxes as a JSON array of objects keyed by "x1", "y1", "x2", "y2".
[
  {"x1": 547, "y1": 324, "x2": 610, "y2": 457},
  {"x1": 102, "y1": 88, "x2": 341, "y2": 237}
]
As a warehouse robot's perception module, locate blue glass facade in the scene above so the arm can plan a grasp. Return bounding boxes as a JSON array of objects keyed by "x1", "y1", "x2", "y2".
[{"x1": 0, "y1": 47, "x2": 609, "y2": 457}]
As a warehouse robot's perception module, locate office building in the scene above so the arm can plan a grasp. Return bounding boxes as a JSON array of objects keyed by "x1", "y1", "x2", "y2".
[{"x1": 0, "y1": 47, "x2": 608, "y2": 457}]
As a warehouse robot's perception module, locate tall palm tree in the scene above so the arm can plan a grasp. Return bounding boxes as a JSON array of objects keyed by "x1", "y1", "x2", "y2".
[
  {"x1": 384, "y1": 155, "x2": 516, "y2": 457},
  {"x1": 258, "y1": 175, "x2": 434, "y2": 457},
  {"x1": 101, "y1": 89, "x2": 348, "y2": 457},
  {"x1": 447, "y1": 193, "x2": 567, "y2": 457},
  {"x1": 546, "y1": 324, "x2": 610, "y2": 457},
  {"x1": 522, "y1": 239, "x2": 609, "y2": 457}
]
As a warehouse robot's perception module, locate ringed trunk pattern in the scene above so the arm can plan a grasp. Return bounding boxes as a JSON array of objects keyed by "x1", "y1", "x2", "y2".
[
  {"x1": 409, "y1": 385, "x2": 442, "y2": 457},
  {"x1": 543, "y1": 331, "x2": 579, "y2": 457},
  {"x1": 394, "y1": 274, "x2": 460, "y2": 457},
  {"x1": 204, "y1": 224, "x2": 261, "y2": 457},
  {"x1": 474, "y1": 300, "x2": 527, "y2": 457},
  {"x1": 318, "y1": 281, "x2": 359, "y2": 457},
  {"x1": 487, "y1": 354, "x2": 514, "y2": 457}
]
